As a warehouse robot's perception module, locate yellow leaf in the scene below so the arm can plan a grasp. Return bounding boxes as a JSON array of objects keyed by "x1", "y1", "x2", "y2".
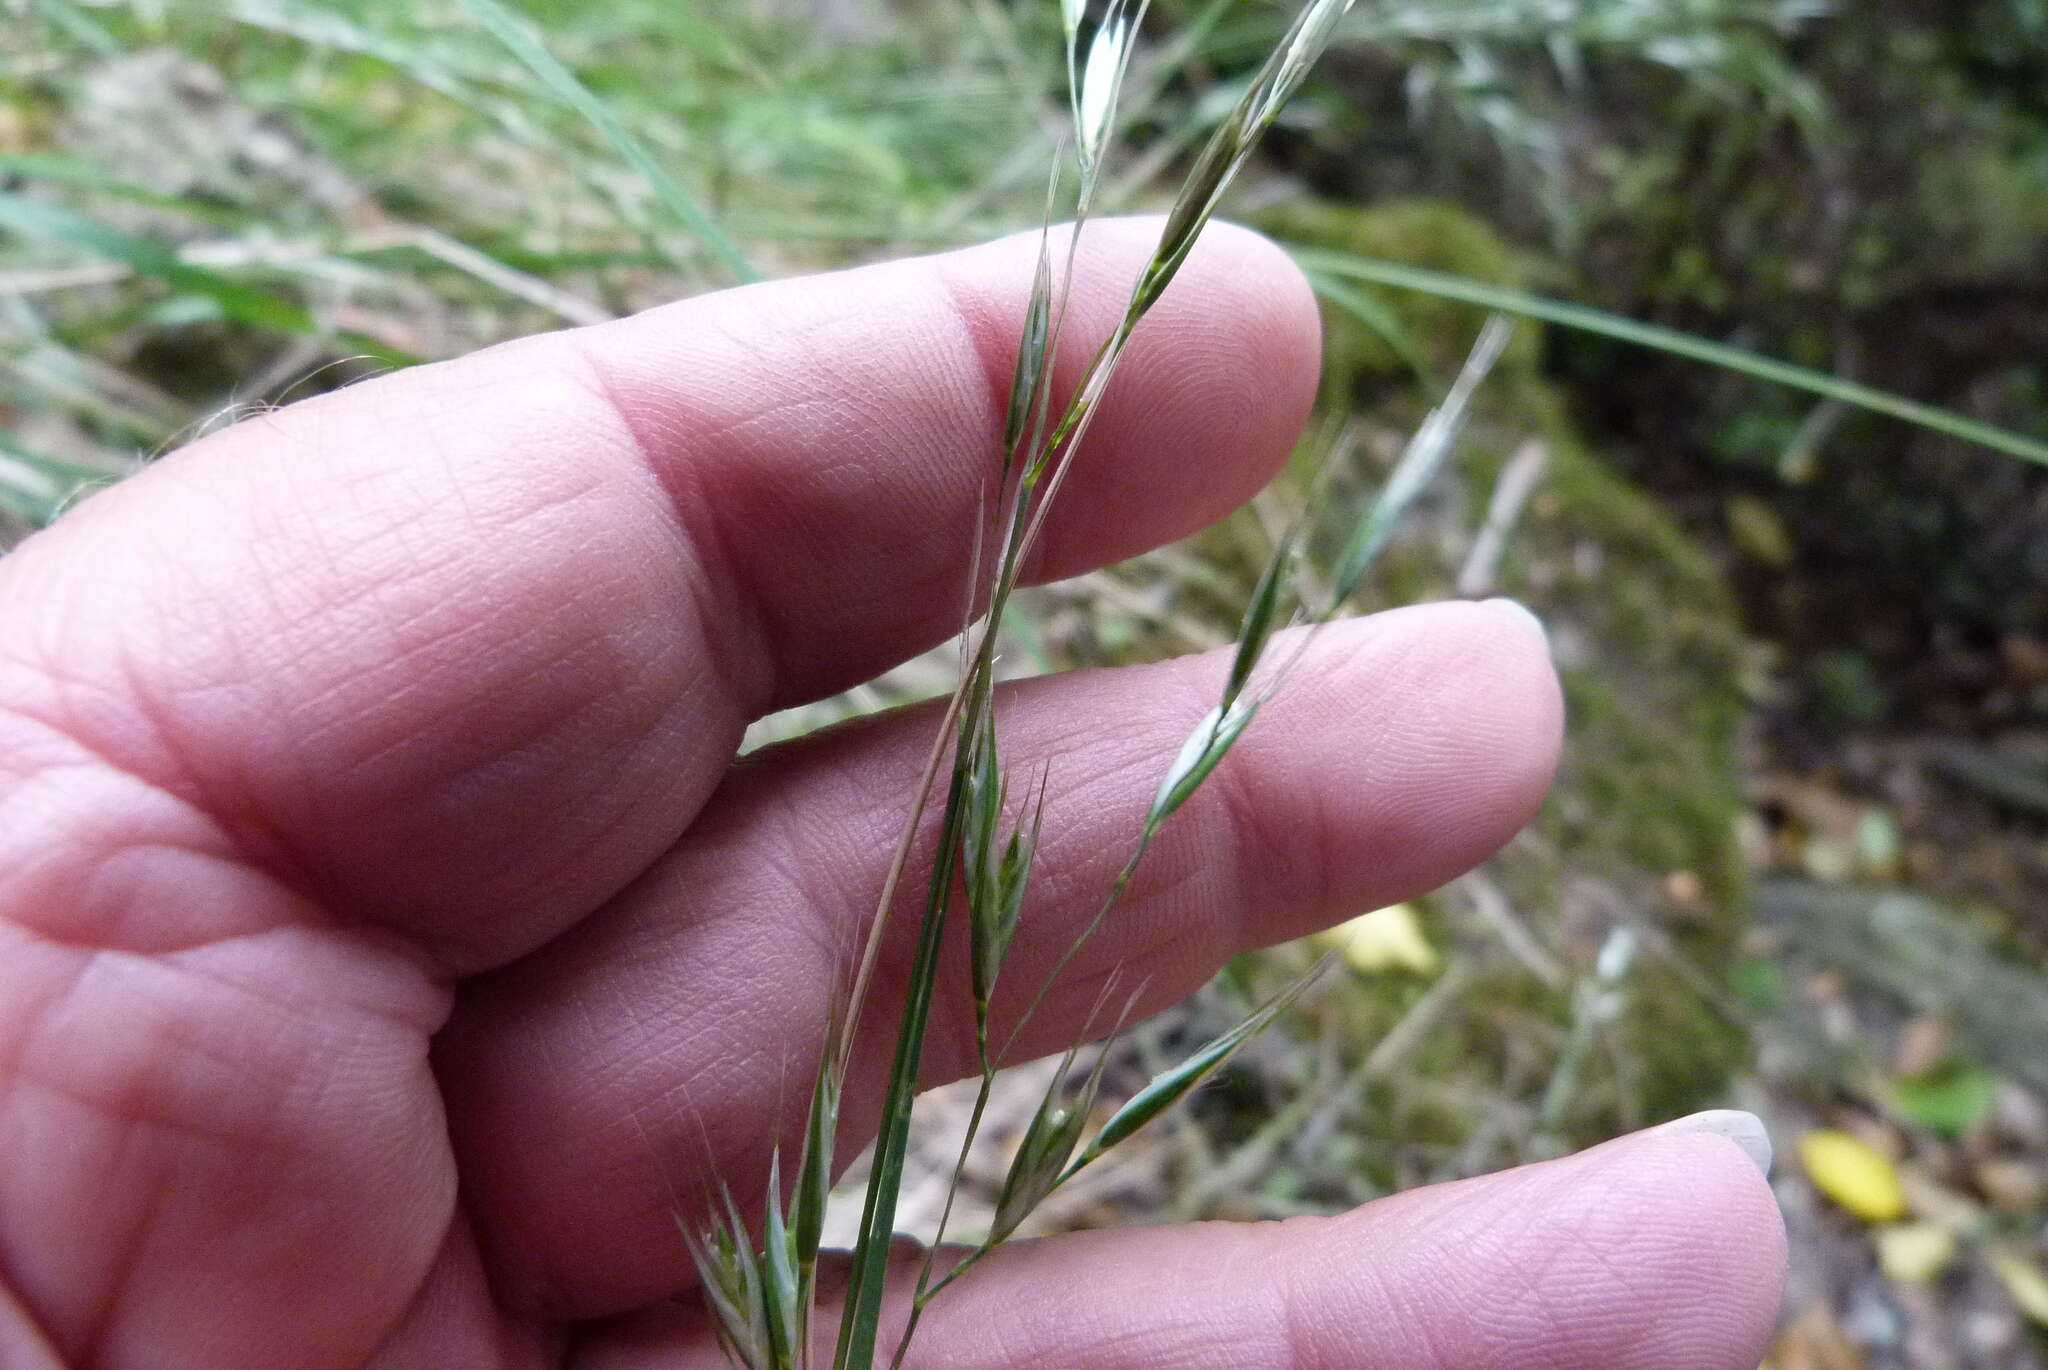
[
  {"x1": 1991, "y1": 1247, "x2": 2048, "y2": 1328},
  {"x1": 1313, "y1": 904, "x2": 1438, "y2": 976},
  {"x1": 1798, "y1": 1130, "x2": 1908, "y2": 1223},
  {"x1": 1875, "y1": 1222, "x2": 1955, "y2": 1284}
]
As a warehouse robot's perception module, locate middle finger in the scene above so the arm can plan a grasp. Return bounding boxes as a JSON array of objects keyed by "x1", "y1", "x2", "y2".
[{"x1": 437, "y1": 600, "x2": 1559, "y2": 1319}]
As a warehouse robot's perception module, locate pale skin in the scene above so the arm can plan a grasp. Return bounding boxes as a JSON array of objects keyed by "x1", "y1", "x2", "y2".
[{"x1": 0, "y1": 219, "x2": 1786, "y2": 1369}]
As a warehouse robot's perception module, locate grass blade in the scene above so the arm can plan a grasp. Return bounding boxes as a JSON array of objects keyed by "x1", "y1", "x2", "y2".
[
  {"x1": 1295, "y1": 249, "x2": 2048, "y2": 470},
  {"x1": 29, "y1": 0, "x2": 119, "y2": 54},
  {"x1": 0, "y1": 154, "x2": 250, "y2": 228},
  {"x1": 1307, "y1": 272, "x2": 1438, "y2": 385},
  {"x1": 454, "y1": 0, "x2": 758, "y2": 285},
  {"x1": 834, "y1": 772, "x2": 970, "y2": 1370},
  {"x1": 0, "y1": 190, "x2": 315, "y2": 334},
  {"x1": 227, "y1": 0, "x2": 480, "y2": 103}
]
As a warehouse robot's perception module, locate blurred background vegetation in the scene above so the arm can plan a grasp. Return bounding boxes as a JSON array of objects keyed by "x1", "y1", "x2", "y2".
[{"x1": 4, "y1": 0, "x2": 2047, "y2": 1363}]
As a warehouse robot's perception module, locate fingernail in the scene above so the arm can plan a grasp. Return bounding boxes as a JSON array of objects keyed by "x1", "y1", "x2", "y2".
[
  {"x1": 1483, "y1": 597, "x2": 1548, "y2": 653},
  {"x1": 1643, "y1": 1109, "x2": 1773, "y2": 1177}
]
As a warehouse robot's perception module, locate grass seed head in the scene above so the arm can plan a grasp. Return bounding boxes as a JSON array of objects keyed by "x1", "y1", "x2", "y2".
[
  {"x1": 991, "y1": 1047, "x2": 1100, "y2": 1241},
  {"x1": 1148, "y1": 698, "x2": 1262, "y2": 827},
  {"x1": 1076, "y1": 11, "x2": 1128, "y2": 172}
]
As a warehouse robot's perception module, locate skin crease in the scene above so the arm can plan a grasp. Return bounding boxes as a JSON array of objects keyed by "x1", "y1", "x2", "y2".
[{"x1": 0, "y1": 218, "x2": 1785, "y2": 1370}]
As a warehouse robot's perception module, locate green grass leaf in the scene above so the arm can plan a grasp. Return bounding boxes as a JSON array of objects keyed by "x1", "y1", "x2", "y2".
[
  {"x1": 835, "y1": 771, "x2": 969, "y2": 1370},
  {"x1": 30, "y1": 0, "x2": 120, "y2": 55},
  {"x1": 0, "y1": 155, "x2": 250, "y2": 228},
  {"x1": 0, "y1": 190, "x2": 316, "y2": 335},
  {"x1": 1294, "y1": 249, "x2": 2048, "y2": 470},
  {"x1": 1306, "y1": 274, "x2": 1437, "y2": 385},
  {"x1": 455, "y1": 0, "x2": 758, "y2": 285},
  {"x1": 227, "y1": 0, "x2": 482, "y2": 102}
]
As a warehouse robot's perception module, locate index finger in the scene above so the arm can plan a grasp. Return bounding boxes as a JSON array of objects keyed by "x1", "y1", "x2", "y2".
[{"x1": 0, "y1": 219, "x2": 1318, "y2": 971}]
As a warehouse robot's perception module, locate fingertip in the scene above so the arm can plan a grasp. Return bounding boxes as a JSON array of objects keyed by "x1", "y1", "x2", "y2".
[
  {"x1": 1097, "y1": 216, "x2": 1324, "y2": 512},
  {"x1": 1607, "y1": 1120, "x2": 1790, "y2": 1280},
  {"x1": 1171, "y1": 216, "x2": 1324, "y2": 398},
  {"x1": 1566, "y1": 1123, "x2": 1791, "y2": 1356},
  {"x1": 1242, "y1": 601, "x2": 1564, "y2": 918},
  {"x1": 1636, "y1": 1108, "x2": 1775, "y2": 1177},
  {"x1": 1482, "y1": 595, "x2": 1551, "y2": 655},
  {"x1": 1471, "y1": 596, "x2": 1568, "y2": 824},
  {"x1": 953, "y1": 214, "x2": 1321, "y2": 366},
  {"x1": 1301, "y1": 1121, "x2": 1786, "y2": 1369}
]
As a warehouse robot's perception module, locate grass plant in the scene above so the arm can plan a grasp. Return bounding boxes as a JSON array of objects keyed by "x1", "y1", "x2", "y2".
[
  {"x1": 677, "y1": 4, "x2": 1528, "y2": 1366},
  {"x1": 453, "y1": 0, "x2": 761, "y2": 284}
]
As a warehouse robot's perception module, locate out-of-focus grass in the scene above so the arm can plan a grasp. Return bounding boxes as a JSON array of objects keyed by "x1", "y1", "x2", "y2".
[
  {"x1": 9, "y1": 0, "x2": 2039, "y2": 539},
  {"x1": 0, "y1": 0, "x2": 1064, "y2": 532}
]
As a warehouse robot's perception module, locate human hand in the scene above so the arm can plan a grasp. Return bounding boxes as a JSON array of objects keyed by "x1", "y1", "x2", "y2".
[{"x1": 0, "y1": 220, "x2": 1783, "y2": 1369}]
